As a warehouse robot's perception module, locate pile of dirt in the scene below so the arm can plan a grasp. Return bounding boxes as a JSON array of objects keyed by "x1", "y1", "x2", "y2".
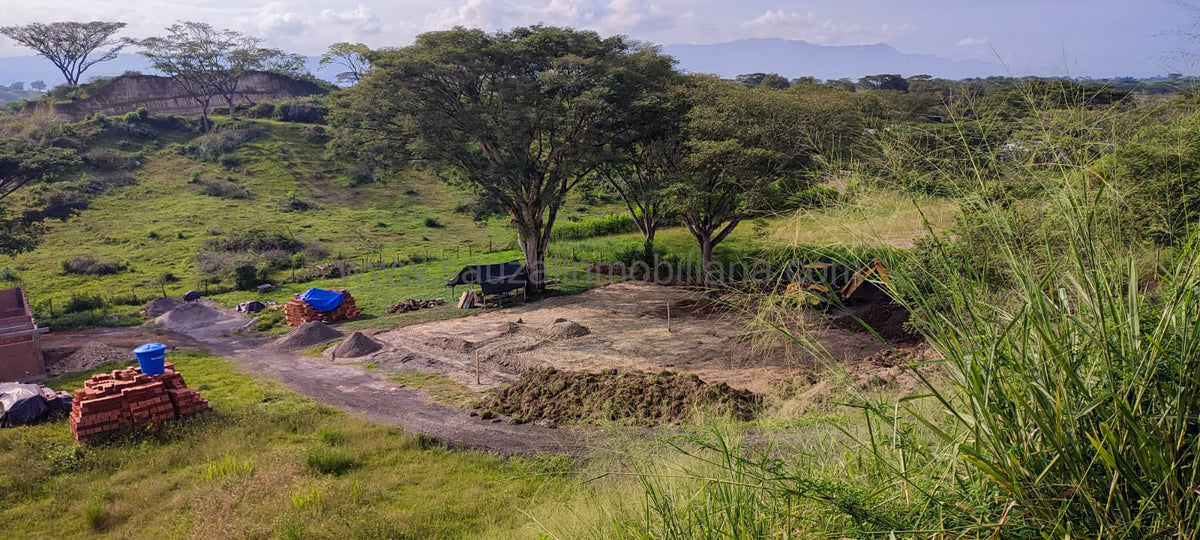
[
  {"x1": 46, "y1": 341, "x2": 131, "y2": 376},
  {"x1": 154, "y1": 303, "x2": 223, "y2": 330},
  {"x1": 331, "y1": 331, "x2": 383, "y2": 358},
  {"x1": 274, "y1": 321, "x2": 344, "y2": 351},
  {"x1": 143, "y1": 297, "x2": 184, "y2": 317},
  {"x1": 831, "y1": 284, "x2": 922, "y2": 344},
  {"x1": 544, "y1": 318, "x2": 589, "y2": 340},
  {"x1": 477, "y1": 368, "x2": 761, "y2": 425},
  {"x1": 385, "y1": 298, "x2": 446, "y2": 314}
]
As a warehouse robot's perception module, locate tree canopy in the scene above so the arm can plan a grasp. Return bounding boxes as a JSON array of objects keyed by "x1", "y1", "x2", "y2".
[
  {"x1": 332, "y1": 25, "x2": 676, "y2": 293},
  {"x1": 0, "y1": 21, "x2": 127, "y2": 87},
  {"x1": 320, "y1": 42, "x2": 371, "y2": 85}
]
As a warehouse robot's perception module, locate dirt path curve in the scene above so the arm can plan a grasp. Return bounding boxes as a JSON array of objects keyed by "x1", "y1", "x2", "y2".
[{"x1": 166, "y1": 310, "x2": 589, "y2": 457}]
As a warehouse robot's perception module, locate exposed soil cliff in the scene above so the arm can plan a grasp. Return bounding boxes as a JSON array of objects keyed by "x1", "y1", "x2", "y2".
[{"x1": 28, "y1": 72, "x2": 328, "y2": 121}]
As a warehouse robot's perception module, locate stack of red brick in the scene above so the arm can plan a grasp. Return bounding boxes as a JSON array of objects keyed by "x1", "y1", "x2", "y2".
[
  {"x1": 69, "y1": 362, "x2": 211, "y2": 443},
  {"x1": 284, "y1": 289, "x2": 361, "y2": 326}
]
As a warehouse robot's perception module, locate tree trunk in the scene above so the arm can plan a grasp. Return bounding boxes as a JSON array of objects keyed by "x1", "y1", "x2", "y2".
[
  {"x1": 517, "y1": 228, "x2": 546, "y2": 297},
  {"x1": 226, "y1": 95, "x2": 237, "y2": 120},
  {"x1": 699, "y1": 236, "x2": 714, "y2": 285},
  {"x1": 642, "y1": 228, "x2": 656, "y2": 267}
]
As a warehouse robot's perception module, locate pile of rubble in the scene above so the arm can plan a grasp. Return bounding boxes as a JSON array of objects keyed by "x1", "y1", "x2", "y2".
[
  {"x1": 385, "y1": 298, "x2": 446, "y2": 314},
  {"x1": 68, "y1": 363, "x2": 211, "y2": 443},
  {"x1": 284, "y1": 290, "x2": 360, "y2": 326}
]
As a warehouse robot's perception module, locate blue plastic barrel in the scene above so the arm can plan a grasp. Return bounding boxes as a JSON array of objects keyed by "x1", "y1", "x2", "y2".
[{"x1": 133, "y1": 343, "x2": 167, "y2": 375}]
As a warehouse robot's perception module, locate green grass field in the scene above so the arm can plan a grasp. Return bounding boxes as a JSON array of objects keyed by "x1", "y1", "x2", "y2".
[{"x1": 0, "y1": 351, "x2": 577, "y2": 538}]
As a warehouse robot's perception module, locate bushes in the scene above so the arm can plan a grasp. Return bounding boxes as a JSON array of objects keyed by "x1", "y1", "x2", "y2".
[
  {"x1": 1096, "y1": 109, "x2": 1200, "y2": 245},
  {"x1": 272, "y1": 97, "x2": 329, "y2": 124},
  {"x1": 181, "y1": 123, "x2": 264, "y2": 161},
  {"x1": 423, "y1": 217, "x2": 444, "y2": 229},
  {"x1": 81, "y1": 149, "x2": 142, "y2": 171},
  {"x1": 196, "y1": 229, "x2": 326, "y2": 288},
  {"x1": 198, "y1": 179, "x2": 251, "y2": 199},
  {"x1": 786, "y1": 185, "x2": 842, "y2": 209},
  {"x1": 551, "y1": 213, "x2": 638, "y2": 241},
  {"x1": 60, "y1": 255, "x2": 125, "y2": 276}
]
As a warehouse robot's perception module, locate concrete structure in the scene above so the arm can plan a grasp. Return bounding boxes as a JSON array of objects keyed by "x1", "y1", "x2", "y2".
[{"x1": 0, "y1": 288, "x2": 47, "y2": 382}]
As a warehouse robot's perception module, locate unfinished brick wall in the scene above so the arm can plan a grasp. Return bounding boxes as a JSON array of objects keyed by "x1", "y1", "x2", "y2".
[
  {"x1": 69, "y1": 363, "x2": 211, "y2": 443},
  {"x1": 283, "y1": 289, "x2": 361, "y2": 326}
]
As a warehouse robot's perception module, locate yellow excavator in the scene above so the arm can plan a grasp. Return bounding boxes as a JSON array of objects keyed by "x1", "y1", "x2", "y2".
[{"x1": 784, "y1": 260, "x2": 889, "y2": 306}]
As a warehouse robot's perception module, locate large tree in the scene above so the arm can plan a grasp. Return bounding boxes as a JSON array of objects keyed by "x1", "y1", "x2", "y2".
[
  {"x1": 319, "y1": 42, "x2": 370, "y2": 85},
  {"x1": 129, "y1": 22, "x2": 303, "y2": 130},
  {"x1": 332, "y1": 26, "x2": 675, "y2": 294},
  {"x1": 0, "y1": 21, "x2": 126, "y2": 87}
]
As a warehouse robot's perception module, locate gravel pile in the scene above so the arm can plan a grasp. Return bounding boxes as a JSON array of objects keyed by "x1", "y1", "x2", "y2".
[
  {"x1": 331, "y1": 331, "x2": 384, "y2": 358},
  {"x1": 47, "y1": 341, "x2": 131, "y2": 376},
  {"x1": 274, "y1": 321, "x2": 344, "y2": 351}
]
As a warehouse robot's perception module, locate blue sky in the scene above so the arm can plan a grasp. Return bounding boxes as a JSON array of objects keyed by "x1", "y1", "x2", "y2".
[{"x1": 1, "y1": 0, "x2": 1194, "y2": 77}]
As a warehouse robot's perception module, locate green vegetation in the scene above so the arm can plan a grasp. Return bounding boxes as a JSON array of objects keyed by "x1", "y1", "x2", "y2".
[
  {"x1": 0, "y1": 351, "x2": 576, "y2": 538},
  {"x1": 386, "y1": 371, "x2": 478, "y2": 408}
]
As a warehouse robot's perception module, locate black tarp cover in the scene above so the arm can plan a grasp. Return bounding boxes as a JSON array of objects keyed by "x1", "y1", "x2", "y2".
[
  {"x1": 0, "y1": 383, "x2": 72, "y2": 427},
  {"x1": 447, "y1": 261, "x2": 528, "y2": 295}
]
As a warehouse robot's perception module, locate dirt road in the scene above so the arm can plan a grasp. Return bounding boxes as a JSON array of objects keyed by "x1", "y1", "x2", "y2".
[{"x1": 154, "y1": 308, "x2": 588, "y2": 456}]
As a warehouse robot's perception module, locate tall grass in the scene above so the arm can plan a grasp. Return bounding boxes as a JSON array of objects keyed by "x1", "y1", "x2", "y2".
[{"x1": 533, "y1": 81, "x2": 1200, "y2": 538}]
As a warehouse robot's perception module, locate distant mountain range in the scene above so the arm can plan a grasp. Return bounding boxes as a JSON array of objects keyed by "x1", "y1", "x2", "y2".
[
  {"x1": 0, "y1": 39, "x2": 1012, "y2": 89},
  {"x1": 662, "y1": 38, "x2": 1002, "y2": 80}
]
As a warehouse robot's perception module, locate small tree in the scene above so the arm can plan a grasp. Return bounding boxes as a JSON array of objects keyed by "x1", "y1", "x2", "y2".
[
  {"x1": 0, "y1": 21, "x2": 126, "y2": 87},
  {"x1": 130, "y1": 22, "x2": 303, "y2": 130},
  {"x1": 319, "y1": 42, "x2": 370, "y2": 85},
  {"x1": 599, "y1": 83, "x2": 687, "y2": 264},
  {"x1": 672, "y1": 77, "x2": 859, "y2": 279},
  {"x1": 30, "y1": 80, "x2": 46, "y2": 91}
]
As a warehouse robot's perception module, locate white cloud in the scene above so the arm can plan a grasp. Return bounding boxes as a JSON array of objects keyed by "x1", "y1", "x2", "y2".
[
  {"x1": 321, "y1": 4, "x2": 383, "y2": 34},
  {"x1": 739, "y1": 9, "x2": 898, "y2": 45},
  {"x1": 957, "y1": 36, "x2": 988, "y2": 46},
  {"x1": 254, "y1": 2, "x2": 308, "y2": 35}
]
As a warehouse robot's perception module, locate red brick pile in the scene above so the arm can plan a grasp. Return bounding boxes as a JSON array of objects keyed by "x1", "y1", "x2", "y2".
[
  {"x1": 284, "y1": 289, "x2": 361, "y2": 326},
  {"x1": 69, "y1": 363, "x2": 211, "y2": 443}
]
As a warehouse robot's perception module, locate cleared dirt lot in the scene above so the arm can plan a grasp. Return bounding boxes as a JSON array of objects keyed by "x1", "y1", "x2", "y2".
[{"x1": 372, "y1": 282, "x2": 893, "y2": 393}]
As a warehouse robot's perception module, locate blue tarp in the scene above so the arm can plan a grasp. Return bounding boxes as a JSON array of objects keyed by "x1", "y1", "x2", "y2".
[{"x1": 298, "y1": 288, "x2": 345, "y2": 312}]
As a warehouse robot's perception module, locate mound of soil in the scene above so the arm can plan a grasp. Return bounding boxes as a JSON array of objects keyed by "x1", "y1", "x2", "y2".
[
  {"x1": 831, "y1": 283, "x2": 922, "y2": 344},
  {"x1": 154, "y1": 302, "x2": 223, "y2": 329},
  {"x1": 544, "y1": 318, "x2": 589, "y2": 340},
  {"x1": 332, "y1": 331, "x2": 383, "y2": 358},
  {"x1": 274, "y1": 321, "x2": 344, "y2": 351},
  {"x1": 46, "y1": 341, "x2": 131, "y2": 376},
  {"x1": 144, "y1": 297, "x2": 184, "y2": 317},
  {"x1": 478, "y1": 368, "x2": 760, "y2": 425}
]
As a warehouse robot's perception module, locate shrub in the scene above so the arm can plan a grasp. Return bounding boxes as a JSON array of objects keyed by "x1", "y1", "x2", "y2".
[
  {"x1": 1095, "y1": 109, "x2": 1200, "y2": 245},
  {"x1": 273, "y1": 97, "x2": 328, "y2": 124},
  {"x1": 199, "y1": 179, "x2": 251, "y2": 199},
  {"x1": 185, "y1": 123, "x2": 264, "y2": 161},
  {"x1": 423, "y1": 217, "x2": 445, "y2": 228},
  {"x1": 81, "y1": 173, "x2": 137, "y2": 195},
  {"x1": 81, "y1": 149, "x2": 141, "y2": 171},
  {"x1": 347, "y1": 164, "x2": 374, "y2": 186},
  {"x1": 246, "y1": 102, "x2": 275, "y2": 118},
  {"x1": 786, "y1": 185, "x2": 842, "y2": 209},
  {"x1": 60, "y1": 255, "x2": 125, "y2": 276},
  {"x1": 304, "y1": 446, "x2": 355, "y2": 475},
  {"x1": 61, "y1": 293, "x2": 105, "y2": 313},
  {"x1": 0, "y1": 267, "x2": 19, "y2": 283},
  {"x1": 303, "y1": 125, "x2": 329, "y2": 143}
]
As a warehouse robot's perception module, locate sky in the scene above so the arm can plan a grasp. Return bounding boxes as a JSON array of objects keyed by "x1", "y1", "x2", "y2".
[{"x1": 0, "y1": 0, "x2": 1195, "y2": 77}]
